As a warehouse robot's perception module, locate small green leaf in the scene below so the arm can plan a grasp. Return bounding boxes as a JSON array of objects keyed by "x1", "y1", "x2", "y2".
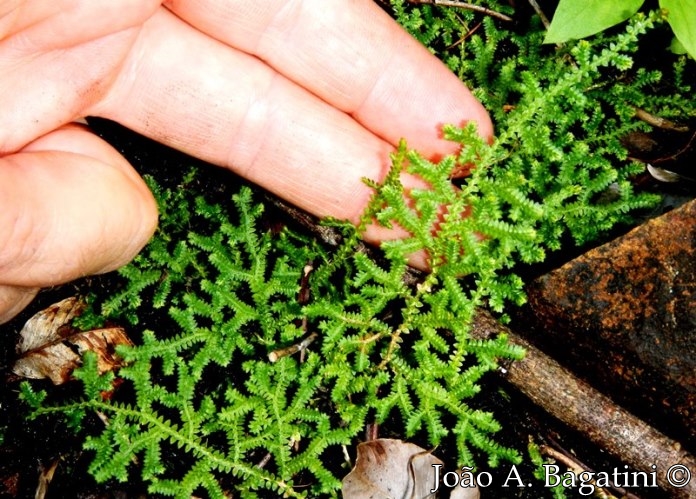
[
  {"x1": 544, "y1": 0, "x2": 644, "y2": 44},
  {"x1": 661, "y1": 0, "x2": 696, "y2": 59}
]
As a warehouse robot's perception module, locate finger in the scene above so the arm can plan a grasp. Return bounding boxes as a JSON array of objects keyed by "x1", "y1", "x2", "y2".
[
  {"x1": 0, "y1": 124, "x2": 158, "y2": 289},
  {"x1": 94, "y1": 8, "x2": 396, "y2": 223},
  {"x1": 0, "y1": 0, "x2": 161, "y2": 153},
  {"x1": 164, "y1": 0, "x2": 493, "y2": 156},
  {"x1": 0, "y1": 0, "x2": 159, "y2": 50}
]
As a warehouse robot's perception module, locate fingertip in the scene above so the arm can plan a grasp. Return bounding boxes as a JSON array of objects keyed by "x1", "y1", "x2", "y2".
[
  {"x1": 474, "y1": 106, "x2": 495, "y2": 143},
  {"x1": 96, "y1": 184, "x2": 158, "y2": 274},
  {"x1": 20, "y1": 123, "x2": 159, "y2": 274},
  {"x1": 0, "y1": 125, "x2": 158, "y2": 286}
]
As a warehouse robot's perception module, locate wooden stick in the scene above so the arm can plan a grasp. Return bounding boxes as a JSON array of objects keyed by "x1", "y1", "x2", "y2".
[
  {"x1": 633, "y1": 107, "x2": 690, "y2": 132},
  {"x1": 540, "y1": 444, "x2": 637, "y2": 499},
  {"x1": 268, "y1": 332, "x2": 319, "y2": 363}
]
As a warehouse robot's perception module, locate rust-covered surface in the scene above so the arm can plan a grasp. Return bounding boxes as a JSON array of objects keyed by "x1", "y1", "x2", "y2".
[{"x1": 519, "y1": 199, "x2": 696, "y2": 447}]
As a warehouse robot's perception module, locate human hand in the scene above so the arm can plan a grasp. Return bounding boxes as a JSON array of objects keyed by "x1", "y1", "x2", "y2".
[{"x1": 0, "y1": 0, "x2": 491, "y2": 323}]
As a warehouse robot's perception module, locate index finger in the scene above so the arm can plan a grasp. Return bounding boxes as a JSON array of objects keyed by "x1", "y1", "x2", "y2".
[{"x1": 163, "y1": 0, "x2": 492, "y2": 156}]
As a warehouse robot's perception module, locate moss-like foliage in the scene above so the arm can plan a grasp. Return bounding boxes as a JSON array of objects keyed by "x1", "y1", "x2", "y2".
[
  {"x1": 23, "y1": 159, "x2": 527, "y2": 496},
  {"x1": 394, "y1": 2, "x2": 693, "y2": 244},
  {"x1": 19, "y1": 2, "x2": 695, "y2": 498}
]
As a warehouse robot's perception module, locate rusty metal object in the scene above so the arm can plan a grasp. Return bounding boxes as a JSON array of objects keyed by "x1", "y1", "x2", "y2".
[{"x1": 518, "y1": 199, "x2": 696, "y2": 447}]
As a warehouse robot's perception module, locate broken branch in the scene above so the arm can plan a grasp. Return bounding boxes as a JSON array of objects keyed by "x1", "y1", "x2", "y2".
[
  {"x1": 409, "y1": 0, "x2": 513, "y2": 22},
  {"x1": 268, "y1": 332, "x2": 319, "y2": 363},
  {"x1": 633, "y1": 107, "x2": 690, "y2": 132}
]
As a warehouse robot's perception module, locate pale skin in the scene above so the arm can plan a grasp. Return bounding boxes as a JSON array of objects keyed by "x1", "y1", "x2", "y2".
[{"x1": 0, "y1": 0, "x2": 492, "y2": 323}]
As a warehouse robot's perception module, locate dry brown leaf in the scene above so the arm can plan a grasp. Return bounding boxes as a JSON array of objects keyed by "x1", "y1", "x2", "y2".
[
  {"x1": 12, "y1": 297, "x2": 132, "y2": 384},
  {"x1": 15, "y1": 297, "x2": 85, "y2": 354},
  {"x1": 342, "y1": 439, "x2": 444, "y2": 499},
  {"x1": 35, "y1": 458, "x2": 59, "y2": 499}
]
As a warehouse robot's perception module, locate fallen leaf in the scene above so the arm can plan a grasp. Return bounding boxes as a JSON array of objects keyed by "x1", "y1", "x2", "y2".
[
  {"x1": 342, "y1": 439, "x2": 443, "y2": 499},
  {"x1": 15, "y1": 297, "x2": 85, "y2": 354},
  {"x1": 12, "y1": 297, "x2": 132, "y2": 384},
  {"x1": 647, "y1": 164, "x2": 694, "y2": 183},
  {"x1": 343, "y1": 439, "x2": 481, "y2": 499}
]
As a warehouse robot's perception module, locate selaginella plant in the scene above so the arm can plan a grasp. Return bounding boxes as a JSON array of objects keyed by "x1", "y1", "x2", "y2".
[{"x1": 18, "y1": 2, "x2": 694, "y2": 497}]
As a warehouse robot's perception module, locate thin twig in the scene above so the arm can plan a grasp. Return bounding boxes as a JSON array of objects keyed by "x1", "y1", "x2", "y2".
[
  {"x1": 409, "y1": 0, "x2": 513, "y2": 22},
  {"x1": 544, "y1": 439, "x2": 643, "y2": 499},
  {"x1": 541, "y1": 445, "x2": 623, "y2": 499},
  {"x1": 652, "y1": 129, "x2": 696, "y2": 164},
  {"x1": 634, "y1": 107, "x2": 690, "y2": 132},
  {"x1": 268, "y1": 332, "x2": 319, "y2": 363},
  {"x1": 35, "y1": 458, "x2": 60, "y2": 499},
  {"x1": 298, "y1": 262, "x2": 313, "y2": 305},
  {"x1": 342, "y1": 445, "x2": 353, "y2": 469},
  {"x1": 256, "y1": 452, "x2": 272, "y2": 469},
  {"x1": 527, "y1": 0, "x2": 550, "y2": 29},
  {"x1": 448, "y1": 20, "x2": 483, "y2": 49},
  {"x1": 365, "y1": 423, "x2": 379, "y2": 441},
  {"x1": 262, "y1": 193, "x2": 425, "y2": 287}
]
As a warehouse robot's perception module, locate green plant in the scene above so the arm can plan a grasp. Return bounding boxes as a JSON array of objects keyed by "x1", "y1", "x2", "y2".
[
  {"x1": 18, "y1": 2, "x2": 695, "y2": 497},
  {"x1": 393, "y1": 4, "x2": 692, "y2": 246},
  {"x1": 393, "y1": 0, "x2": 693, "y2": 126},
  {"x1": 22, "y1": 169, "x2": 526, "y2": 497},
  {"x1": 544, "y1": 0, "x2": 696, "y2": 59}
]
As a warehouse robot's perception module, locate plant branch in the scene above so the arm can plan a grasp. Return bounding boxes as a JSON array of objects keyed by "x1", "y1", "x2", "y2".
[
  {"x1": 266, "y1": 193, "x2": 696, "y2": 497},
  {"x1": 633, "y1": 106, "x2": 690, "y2": 132},
  {"x1": 268, "y1": 332, "x2": 319, "y2": 363},
  {"x1": 408, "y1": 0, "x2": 513, "y2": 22}
]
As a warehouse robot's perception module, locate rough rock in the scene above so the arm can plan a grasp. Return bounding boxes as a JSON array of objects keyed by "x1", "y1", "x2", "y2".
[{"x1": 517, "y1": 199, "x2": 696, "y2": 448}]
